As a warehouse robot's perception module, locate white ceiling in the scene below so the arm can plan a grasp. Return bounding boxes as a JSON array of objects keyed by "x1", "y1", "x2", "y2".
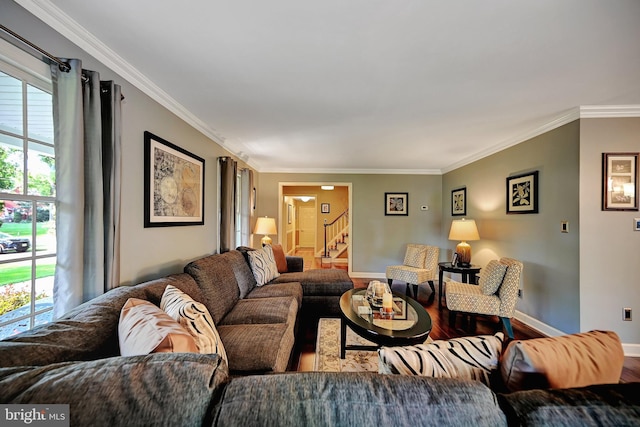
[{"x1": 19, "y1": 0, "x2": 640, "y2": 173}]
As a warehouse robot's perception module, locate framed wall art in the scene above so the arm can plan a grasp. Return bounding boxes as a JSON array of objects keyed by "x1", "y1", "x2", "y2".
[
  {"x1": 144, "y1": 131, "x2": 205, "y2": 227},
  {"x1": 451, "y1": 187, "x2": 466, "y2": 216},
  {"x1": 602, "y1": 153, "x2": 638, "y2": 211},
  {"x1": 321, "y1": 203, "x2": 330, "y2": 214},
  {"x1": 385, "y1": 192, "x2": 408, "y2": 216},
  {"x1": 506, "y1": 171, "x2": 538, "y2": 214}
]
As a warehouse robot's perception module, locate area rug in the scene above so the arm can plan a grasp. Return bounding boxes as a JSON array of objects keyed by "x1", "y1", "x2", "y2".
[{"x1": 314, "y1": 318, "x2": 379, "y2": 372}]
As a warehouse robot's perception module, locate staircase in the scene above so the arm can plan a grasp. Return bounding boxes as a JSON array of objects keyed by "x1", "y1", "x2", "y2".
[{"x1": 316, "y1": 209, "x2": 349, "y2": 263}]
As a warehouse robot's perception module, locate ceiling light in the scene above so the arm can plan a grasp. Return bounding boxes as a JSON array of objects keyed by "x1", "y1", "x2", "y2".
[
  {"x1": 321, "y1": 185, "x2": 334, "y2": 190},
  {"x1": 300, "y1": 196, "x2": 311, "y2": 202}
]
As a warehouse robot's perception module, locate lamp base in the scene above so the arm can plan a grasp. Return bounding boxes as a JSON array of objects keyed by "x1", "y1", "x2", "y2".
[
  {"x1": 261, "y1": 235, "x2": 272, "y2": 246},
  {"x1": 456, "y1": 241, "x2": 472, "y2": 266}
]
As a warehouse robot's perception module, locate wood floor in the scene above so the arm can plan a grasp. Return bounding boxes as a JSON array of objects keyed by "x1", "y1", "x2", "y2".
[{"x1": 289, "y1": 253, "x2": 640, "y2": 383}]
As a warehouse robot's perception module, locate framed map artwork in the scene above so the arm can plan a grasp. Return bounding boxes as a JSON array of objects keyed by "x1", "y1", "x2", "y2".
[{"x1": 144, "y1": 131, "x2": 205, "y2": 227}]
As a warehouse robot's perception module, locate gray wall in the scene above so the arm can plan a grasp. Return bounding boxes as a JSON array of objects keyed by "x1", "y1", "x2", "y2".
[
  {"x1": 442, "y1": 121, "x2": 581, "y2": 334},
  {"x1": 580, "y1": 118, "x2": 640, "y2": 345},
  {"x1": 2, "y1": 2, "x2": 250, "y2": 286},
  {"x1": 258, "y1": 173, "x2": 443, "y2": 275}
]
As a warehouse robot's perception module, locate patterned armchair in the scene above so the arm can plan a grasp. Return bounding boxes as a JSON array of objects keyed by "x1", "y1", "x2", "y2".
[
  {"x1": 386, "y1": 244, "x2": 439, "y2": 298},
  {"x1": 445, "y1": 257, "x2": 523, "y2": 339}
]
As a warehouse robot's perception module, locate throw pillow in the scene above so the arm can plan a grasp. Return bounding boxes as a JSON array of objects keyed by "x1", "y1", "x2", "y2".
[
  {"x1": 378, "y1": 332, "x2": 504, "y2": 386},
  {"x1": 160, "y1": 285, "x2": 228, "y2": 365},
  {"x1": 500, "y1": 330, "x2": 624, "y2": 392},
  {"x1": 403, "y1": 245, "x2": 427, "y2": 268},
  {"x1": 118, "y1": 298, "x2": 198, "y2": 356},
  {"x1": 248, "y1": 244, "x2": 280, "y2": 286},
  {"x1": 271, "y1": 244, "x2": 289, "y2": 273},
  {"x1": 479, "y1": 260, "x2": 508, "y2": 295}
]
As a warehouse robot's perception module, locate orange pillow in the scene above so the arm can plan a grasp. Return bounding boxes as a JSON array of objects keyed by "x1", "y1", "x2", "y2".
[
  {"x1": 500, "y1": 330, "x2": 623, "y2": 392},
  {"x1": 118, "y1": 298, "x2": 198, "y2": 356},
  {"x1": 271, "y1": 244, "x2": 288, "y2": 273}
]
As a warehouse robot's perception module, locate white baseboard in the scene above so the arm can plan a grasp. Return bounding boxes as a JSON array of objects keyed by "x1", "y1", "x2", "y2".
[{"x1": 350, "y1": 271, "x2": 385, "y2": 279}]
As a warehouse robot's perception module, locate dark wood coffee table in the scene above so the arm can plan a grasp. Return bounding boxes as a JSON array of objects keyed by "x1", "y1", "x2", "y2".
[{"x1": 339, "y1": 288, "x2": 432, "y2": 359}]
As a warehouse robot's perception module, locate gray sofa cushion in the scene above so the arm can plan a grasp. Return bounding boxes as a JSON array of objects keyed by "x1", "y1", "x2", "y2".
[
  {"x1": 497, "y1": 383, "x2": 640, "y2": 426},
  {"x1": 270, "y1": 269, "x2": 353, "y2": 296},
  {"x1": 245, "y1": 282, "x2": 303, "y2": 307},
  {"x1": 0, "y1": 353, "x2": 228, "y2": 427},
  {"x1": 216, "y1": 323, "x2": 295, "y2": 373},
  {"x1": 213, "y1": 372, "x2": 507, "y2": 426},
  {"x1": 221, "y1": 296, "x2": 298, "y2": 326},
  {"x1": 0, "y1": 274, "x2": 201, "y2": 367},
  {"x1": 185, "y1": 252, "x2": 255, "y2": 322}
]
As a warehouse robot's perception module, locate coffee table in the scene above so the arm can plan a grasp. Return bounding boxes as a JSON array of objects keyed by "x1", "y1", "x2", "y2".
[{"x1": 339, "y1": 288, "x2": 432, "y2": 359}]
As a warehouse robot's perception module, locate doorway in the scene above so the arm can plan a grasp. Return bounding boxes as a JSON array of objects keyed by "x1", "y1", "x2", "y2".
[{"x1": 279, "y1": 182, "x2": 352, "y2": 273}]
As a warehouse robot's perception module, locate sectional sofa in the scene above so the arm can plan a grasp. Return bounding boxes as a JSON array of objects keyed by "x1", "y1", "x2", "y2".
[{"x1": 0, "y1": 247, "x2": 638, "y2": 426}]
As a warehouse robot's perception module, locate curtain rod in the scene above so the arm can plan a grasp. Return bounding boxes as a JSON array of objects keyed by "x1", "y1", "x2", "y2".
[{"x1": 0, "y1": 24, "x2": 70, "y2": 72}]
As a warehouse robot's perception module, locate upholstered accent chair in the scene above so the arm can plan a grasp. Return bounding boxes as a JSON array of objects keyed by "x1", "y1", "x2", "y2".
[
  {"x1": 386, "y1": 244, "x2": 439, "y2": 298},
  {"x1": 445, "y1": 257, "x2": 523, "y2": 339}
]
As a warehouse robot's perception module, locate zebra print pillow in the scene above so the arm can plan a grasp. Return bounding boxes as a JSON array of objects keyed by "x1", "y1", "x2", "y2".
[
  {"x1": 160, "y1": 285, "x2": 228, "y2": 364},
  {"x1": 247, "y1": 244, "x2": 280, "y2": 286},
  {"x1": 378, "y1": 332, "x2": 504, "y2": 385}
]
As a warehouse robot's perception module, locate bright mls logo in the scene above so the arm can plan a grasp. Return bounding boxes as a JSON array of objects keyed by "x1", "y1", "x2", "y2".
[{"x1": 1, "y1": 405, "x2": 69, "y2": 426}]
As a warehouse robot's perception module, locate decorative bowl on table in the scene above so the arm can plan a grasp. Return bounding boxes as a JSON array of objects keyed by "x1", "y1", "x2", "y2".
[{"x1": 365, "y1": 280, "x2": 391, "y2": 307}]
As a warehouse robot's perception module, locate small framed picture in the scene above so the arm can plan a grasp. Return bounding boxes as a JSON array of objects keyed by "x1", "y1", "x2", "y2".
[
  {"x1": 451, "y1": 252, "x2": 459, "y2": 267},
  {"x1": 321, "y1": 203, "x2": 330, "y2": 214},
  {"x1": 602, "y1": 153, "x2": 638, "y2": 211},
  {"x1": 635, "y1": 218, "x2": 640, "y2": 231},
  {"x1": 506, "y1": 171, "x2": 539, "y2": 214},
  {"x1": 385, "y1": 192, "x2": 408, "y2": 216},
  {"x1": 451, "y1": 187, "x2": 466, "y2": 216}
]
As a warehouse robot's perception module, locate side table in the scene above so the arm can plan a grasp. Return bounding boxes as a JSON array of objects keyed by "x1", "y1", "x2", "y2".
[{"x1": 438, "y1": 262, "x2": 481, "y2": 310}]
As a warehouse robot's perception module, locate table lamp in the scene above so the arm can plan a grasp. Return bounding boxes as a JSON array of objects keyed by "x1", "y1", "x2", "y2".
[
  {"x1": 254, "y1": 216, "x2": 277, "y2": 246},
  {"x1": 448, "y1": 218, "x2": 480, "y2": 267}
]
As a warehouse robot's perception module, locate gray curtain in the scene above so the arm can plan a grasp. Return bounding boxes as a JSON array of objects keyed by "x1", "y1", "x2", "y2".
[
  {"x1": 50, "y1": 60, "x2": 122, "y2": 318},
  {"x1": 219, "y1": 157, "x2": 237, "y2": 253}
]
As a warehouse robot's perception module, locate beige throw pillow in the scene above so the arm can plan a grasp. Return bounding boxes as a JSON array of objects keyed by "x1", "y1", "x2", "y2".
[
  {"x1": 118, "y1": 298, "x2": 197, "y2": 356},
  {"x1": 479, "y1": 260, "x2": 508, "y2": 295},
  {"x1": 500, "y1": 330, "x2": 624, "y2": 392},
  {"x1": 160, "y1": 285, "x2": 228, "y2": 365}
]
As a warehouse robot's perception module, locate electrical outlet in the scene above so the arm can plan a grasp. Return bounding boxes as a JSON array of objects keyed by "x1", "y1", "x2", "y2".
[
  {"x1": 623, "y1": 308, "x2": 632, "y2": 321},
  {"x1": 518, "y1": 289, "x2": 523, "y2": 298}
]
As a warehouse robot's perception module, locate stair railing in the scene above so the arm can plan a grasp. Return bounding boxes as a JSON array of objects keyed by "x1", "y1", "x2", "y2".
[{"x1": 323, "y1": 209, "x2": 349, "y2": 257}]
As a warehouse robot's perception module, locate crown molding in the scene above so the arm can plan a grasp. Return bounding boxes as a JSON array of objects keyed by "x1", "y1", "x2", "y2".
[
  {"x1": 260, "y1": 167, "x2": 442, "y2": 175},
  {"x1": 15, "y1": 0, "x2": 231, "y2": 152},
  {"x1": 579, "y1": 105, "x2": 640, "y2": 118}
]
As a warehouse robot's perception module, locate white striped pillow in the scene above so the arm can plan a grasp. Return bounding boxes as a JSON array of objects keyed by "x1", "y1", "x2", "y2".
[
  {"x1": 160, "y1": 285, "x2": 228, "y2": 365},
  {"x1": 247, "y1": 245, "x2": 280, "y2": 286},
  {"x1": 378, "y1": 332, "x2": 504, "y2": 386}
]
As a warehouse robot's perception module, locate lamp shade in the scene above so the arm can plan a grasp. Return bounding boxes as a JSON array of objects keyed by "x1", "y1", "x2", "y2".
[
  {"x1": 254, "y1": 217, "x2": 277, "y2": 245},
  {"x1": 448, "y1": 218, "x2": 479, "y2": 266},
  {"x1": 448, "y1": 219, "x2": 480, "y2": 241}
]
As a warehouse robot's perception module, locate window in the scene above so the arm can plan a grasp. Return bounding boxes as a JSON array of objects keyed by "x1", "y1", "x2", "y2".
[{"x1": 0, "y1": 53, "x2": 56, "y2": 339}]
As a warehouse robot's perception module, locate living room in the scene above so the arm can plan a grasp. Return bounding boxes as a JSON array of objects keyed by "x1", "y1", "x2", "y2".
[
  {"x1": 2, "y1": 0, "x2": 638, "y2": 355},
  {"x1": 2, "y1": 2, "x2": 640, "y2": 424}
]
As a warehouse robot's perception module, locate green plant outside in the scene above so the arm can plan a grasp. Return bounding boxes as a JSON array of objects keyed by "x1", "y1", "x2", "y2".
[
  {"x1": 0, "y1": 221, "x2": 51, "y2": 237},
  {"x1": 0, "y1": 264, "x2": 55, "y2": 287},
  {"x1": 0, "y1": 285, "x2": 47, "y2": 316}
]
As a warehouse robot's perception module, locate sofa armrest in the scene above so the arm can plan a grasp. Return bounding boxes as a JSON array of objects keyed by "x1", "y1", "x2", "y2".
[
  {"x1": 286, "y1": 256, "x2": 304, "y2": 272},
  {"x1": 0, "y1": 353, "x2": 228, "y2": 426}
]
